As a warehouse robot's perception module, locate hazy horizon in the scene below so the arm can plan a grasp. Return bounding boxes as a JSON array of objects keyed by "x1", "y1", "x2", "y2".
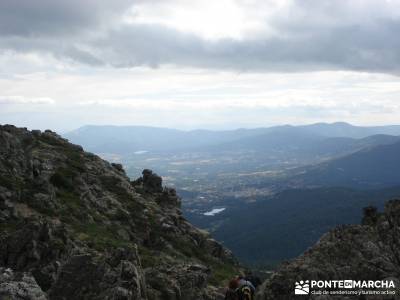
[
  {"x1": 3, "y1": 121, "x2": 400, "y2": 135},
  {"x1": 4, "y1": 120, "x2": 400, "y2": 135}
]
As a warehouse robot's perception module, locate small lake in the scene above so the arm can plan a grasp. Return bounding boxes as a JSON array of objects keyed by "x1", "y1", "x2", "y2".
[{"x1": 203, "y1": 208, "x2": 226, "y2": 216}]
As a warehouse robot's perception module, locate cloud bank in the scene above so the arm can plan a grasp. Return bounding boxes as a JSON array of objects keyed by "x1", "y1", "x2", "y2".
[
  {"x1": 1, "y1": 0, "x2": 400, "y2": 74},
  {"x1": 1, "y1": 0, "x2": 400, "y2": 131}
]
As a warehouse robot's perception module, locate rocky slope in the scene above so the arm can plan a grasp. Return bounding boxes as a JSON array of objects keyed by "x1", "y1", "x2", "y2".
[
  {"x1": 256, "y1": 200, "x2": 400, "y2": 299},
  {"x1": 0, "y1": 125, "x2": 238, "y2": 299}
]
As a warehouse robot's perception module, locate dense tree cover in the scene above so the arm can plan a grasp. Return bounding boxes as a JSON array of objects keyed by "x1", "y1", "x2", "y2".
[{"x1": 189, "y1": 186, "x2": 400, "y2": 267}]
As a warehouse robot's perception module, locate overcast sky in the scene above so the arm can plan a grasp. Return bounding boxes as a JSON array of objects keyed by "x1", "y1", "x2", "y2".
[{"x1": 1, "y1": 0, "x2": 400, "y2": 132}]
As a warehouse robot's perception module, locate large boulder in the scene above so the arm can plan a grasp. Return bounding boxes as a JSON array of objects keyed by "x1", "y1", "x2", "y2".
[{"x1": 142, "y1": 169, "x2": 163, "y2": 193}]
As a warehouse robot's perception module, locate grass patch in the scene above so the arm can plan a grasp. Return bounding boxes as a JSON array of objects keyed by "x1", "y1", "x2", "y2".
[
  {"x1": 100, "y1": 176, "x2": 128, "y2": 198},
  {"x1": 40, "y1": 132, "x2": 86, "y2": 177},
  {"x1": 0, "y1": 175, "x2": 14, "y2": 189},
  {"x1": 168, "y1": 237, "x2": 239, "y2": 286},
  {"x1": 50, "y1": 168, "x2": 77, "y2": 190},
  {"x1": 72, "y1": 223, "x2": 131, "y2": 251},
  {"x1": 65, "y1": 150, "x2": 85, "y2": 173},
  {"x1": 100, "y1": 175, "x2": 145, "y2": 215},
  {"x1": 57, "y1": 190, "x2": 82, "y2": 210},
  {"x1": 110, "y1": 208, "x2": 131, "y2": 222},
  {"x1": 0, "y1": 220, "x2": 19, "y2": 234},
  {"x1": 56, "y1": 190, "x2": 90, "y2": 221},
  {"x1": 138, "y1": 246, "x2": 162, "y2": 268},
  {"x1": 176, "y1": 239, "x2": 203, "y2": 258},
  {"x1": 208, "y1": 261, "x2": 237, "y2": 286},
  {"x1": 39, "y1": 134, "x2": 64, "y2": 147},
  {"x1": 0, "y1": 174, "x2": 24, "y2": 190},
  {"x1": 28, "y1": 202, "x2": 56, "y2": 216},
  {"x1": 53, "y1": 238, "x2": 67, "y2": 250}
]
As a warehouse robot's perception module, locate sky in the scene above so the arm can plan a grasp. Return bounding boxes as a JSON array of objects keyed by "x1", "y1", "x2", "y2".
[{"x1": 0, "y1": 0, "x2": 400, "y2": 132}]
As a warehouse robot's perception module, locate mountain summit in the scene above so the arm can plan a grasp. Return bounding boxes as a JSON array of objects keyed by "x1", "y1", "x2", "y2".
[{"x1": 0, "y1": 125, "x2": 238, "y2": 299}]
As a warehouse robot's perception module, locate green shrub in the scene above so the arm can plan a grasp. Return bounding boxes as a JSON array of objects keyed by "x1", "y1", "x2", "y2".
[
  {"x1": 0, "y1": 220, "x2": 19, "y2": 234},
  {"x1": 0, "y1": 175, "x2": 24, "y2": 190},
  {"x1": 0, "y1": 175, "x2": 14, "y2": 189},
  {"x1": 138, "y1": 246, "x2": 161, "y2": 268},
  {"x1": 208, "y1": 262, "x2": 237, "y2": 286},
  {"x1": 50, "y1": 168, "x2": 76, "y2": 189},
  {"x1": 73, "y1": 223, "x2": 131, "y2": 251}
]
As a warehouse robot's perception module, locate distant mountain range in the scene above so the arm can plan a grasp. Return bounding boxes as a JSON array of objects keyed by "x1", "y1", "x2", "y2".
[
  {"x1": 287, "y1": 139, "x2": 400, "y2": 189},
  {"x1": 64, "y1": 125, "x2": 269, "y2": 154},
  {"x1": 64, "y1": 122, "x2": 400, "y2": 155},
  {"x1": 299, "y1": 122, "x2": 400, "y2": 138},
  {"x1": 198, "y1": 128, "x2": 400, "y2": 161}
]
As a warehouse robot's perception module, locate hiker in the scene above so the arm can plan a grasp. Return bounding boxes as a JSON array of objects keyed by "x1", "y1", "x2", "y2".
[
  {"x1": 244, "y1": 271, "x2": 262, "y2": 288},
  {"x1": 238, "y1": 275, "x2": 256, "y2": 289},
  {"x1": 225, "y1": 276, "x2": 255, "y2": 300},
  {"x1": 225, "y1": 278, "x2": 239, "y2": 300}
]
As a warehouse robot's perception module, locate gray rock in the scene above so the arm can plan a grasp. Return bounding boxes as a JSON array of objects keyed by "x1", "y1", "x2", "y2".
[
  {"x1": 0, "y1": 267, "x2": 47, "y2": 300},
  {"x1": 142, "y1": 169, "x2": 163, "y2": 193}
]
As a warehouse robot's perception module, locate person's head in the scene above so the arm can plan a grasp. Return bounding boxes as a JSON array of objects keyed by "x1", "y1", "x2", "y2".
[{"x1": 228, "y1": 278, "x2": 239, "y2": 290}]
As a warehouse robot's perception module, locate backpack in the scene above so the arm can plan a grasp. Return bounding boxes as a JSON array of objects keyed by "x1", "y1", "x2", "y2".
[
  {"x1": 245, "y1": 275, "x2": 262, "y2": 288},
  {"x1": 237, "y1": 285, "x2": 253, "y2": 300}
]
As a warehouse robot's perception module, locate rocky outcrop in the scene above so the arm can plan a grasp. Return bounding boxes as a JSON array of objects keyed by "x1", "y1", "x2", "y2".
[
  {"x1": 256, "y1": 200, "x2": 400, "y2": 299},
  {"x1": 0, "y1": 268, "x2": 47, "y2": 300},
  {"x1": 0, "y1": 125, "x2": 238, "y2": 299}
]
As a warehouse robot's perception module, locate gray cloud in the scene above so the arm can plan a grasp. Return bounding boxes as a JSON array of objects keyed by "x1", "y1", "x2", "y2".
[
  {"x1": 94, "y1": 21, "x2": 400, "y2": 74},
  {"x1": 0, "y1": 0, "x2": 133, "y2": 37},
  {"x1": 0, "y1": 0, "x2": 400, "y2": 74}
]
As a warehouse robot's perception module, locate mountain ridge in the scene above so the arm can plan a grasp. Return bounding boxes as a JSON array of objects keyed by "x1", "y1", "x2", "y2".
[
  {"x1": 287, "y1": 139, "x2": 400, "y2": 189},
  {"x1": 0, "y1": 124, "x2": 239, "y2": 299},
  {"x1": 64, "y1": 122, "x2": 400, "y2": 155},
  {"x1": 256, "y1": 199, "x2": 400, "y2": 299}
]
